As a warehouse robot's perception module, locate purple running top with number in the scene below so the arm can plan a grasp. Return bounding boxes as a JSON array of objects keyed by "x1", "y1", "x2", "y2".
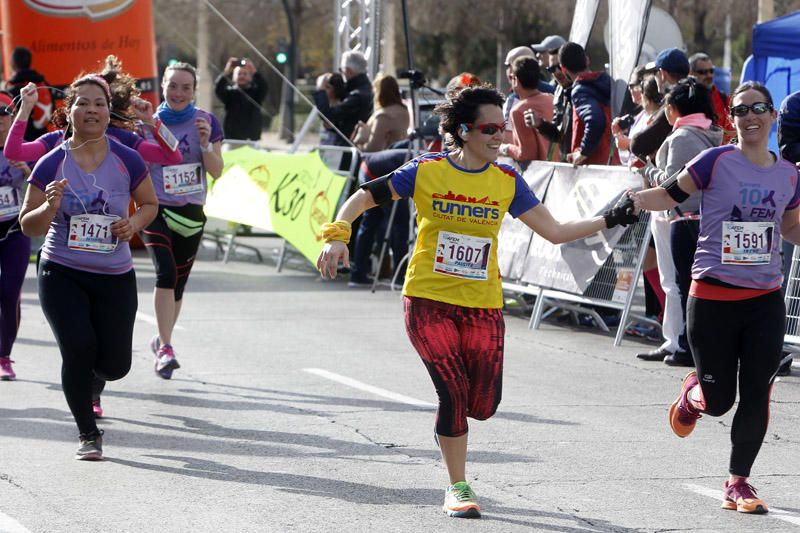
[
  {"x1": 28, "y1": 137, "x2": 148, "y2": 274},
  {"x1": 686, "y1": 145, "x2": 800, "y2": 289},
  {"x1": 147, "y1": 108, "x2": 222, "y2": 207},
  {"x1": 0, "y1": 151, "x2": 28, "y2": 222}
]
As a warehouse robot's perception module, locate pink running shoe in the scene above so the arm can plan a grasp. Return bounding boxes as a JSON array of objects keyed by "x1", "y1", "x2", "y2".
[
  {"x1": 669, "y1": 371, "x2": 702, "y2": 437},
  {"x1": 155, "y1": 344, "x2": 180, "y2": 380},
  {"x1": 722, "y1": 478, "x2": 768, "y2": 514},
  {"x1": 0, "y1": 356, "x2": 15, "y2": 381},
  {"x1": 92, "y1": 399, "x2": 103, "y2": 418}
]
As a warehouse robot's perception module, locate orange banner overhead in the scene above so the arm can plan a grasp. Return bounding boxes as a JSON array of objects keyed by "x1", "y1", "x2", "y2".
[{"x1": 0, "y1": 0, "x2": 159, "y2": 102}]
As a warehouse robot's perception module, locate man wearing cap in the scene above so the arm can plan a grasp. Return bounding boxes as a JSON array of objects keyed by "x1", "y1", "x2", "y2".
[
  {"x1": 689, "y1": 52, "x2": 734, "y2": 143},
  {"x1": 630, "y1": 48, "x2": 689, "y2": 163},
  {"x1": 630, "y1": 47, "x2": 693, "y2": 366},
  {"x1": 532, "y1": 35, "x2": 566, "y2": 93},
  {"x1": 556, "y1": 42, "x2": 617, "y2": 166},
  {"x1": 502, "y1": 46, "x2": 553, "y2": 143}
]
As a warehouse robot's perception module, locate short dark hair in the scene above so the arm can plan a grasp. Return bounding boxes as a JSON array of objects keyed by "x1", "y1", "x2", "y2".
[
  {"x1": 434, "y1": 84, "x2": 505, "y2": 148},
  {"x1": 11, "y1": 47, "x2": 32, "y2": 70},
  {"x1": 559, "y1": 42, "x2": 586, "y2": 74},
  {"x1": 511, "y1": 57, "x2": 540, "y2": 90},
  {"x1": 664, "y1": 78, "x2": 715, "y2": 122},
  {"x1": 731, "y1": 80, "x2": 773, "y2": 108}
]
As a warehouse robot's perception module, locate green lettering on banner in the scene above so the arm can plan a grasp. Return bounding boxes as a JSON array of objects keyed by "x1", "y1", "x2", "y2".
[{"x1": 205, "y1": 146, "x2": 348, "y2": 264}]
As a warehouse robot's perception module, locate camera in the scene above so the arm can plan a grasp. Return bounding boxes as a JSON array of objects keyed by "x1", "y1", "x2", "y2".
[{"x1": 617, "y1": 114, "x2": 636, "y2": 132}]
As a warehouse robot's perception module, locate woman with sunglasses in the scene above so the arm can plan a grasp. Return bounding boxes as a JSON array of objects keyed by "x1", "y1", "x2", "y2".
[
  {"x1": 141, "y1": 62, "x2": 224, "y2": 380},
  {"x1": 317, "y1": 84, "x2": 637, "y2": 519},
  {"x1": 5, "y1": 55, "x2": 181, "y2": 166},
  {"x1": 0, "y1": 92, "x2": 32, "y2": 382},
  {"x1": 630, "y1": 81, "x2": 800, "y2": 514},
  {"x1": 19, "y1": 75, "x2": 157, "y2": 460}
]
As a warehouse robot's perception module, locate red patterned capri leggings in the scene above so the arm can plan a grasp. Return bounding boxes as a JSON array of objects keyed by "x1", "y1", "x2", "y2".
[{"x1": 403, "y1": 296, "x2": 505, "y2": 437}]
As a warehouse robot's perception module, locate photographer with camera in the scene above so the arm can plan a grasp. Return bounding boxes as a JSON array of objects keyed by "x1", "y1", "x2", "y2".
[
  {"x1": 214, "y1": 57, "x2": 269, "y2": 141},
  {"x1": 614, "y1": 74, "x2": 662, "y2": 167}
]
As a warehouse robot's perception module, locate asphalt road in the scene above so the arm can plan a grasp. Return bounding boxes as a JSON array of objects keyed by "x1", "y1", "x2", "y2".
[{"x1": 1, "y1": 237, "x2": 799, "y2": 532}]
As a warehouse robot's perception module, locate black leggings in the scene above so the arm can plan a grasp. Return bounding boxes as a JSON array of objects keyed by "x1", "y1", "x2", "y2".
[
  {"x1": 141, "y1": 205, "x2": 205, "y2": 301},
  {"x1": 38, "y1": 260, "x2": 137, "y2": 435},
  {"x1": 687, "y1": 290, "x2": 785, "y2": 477}
]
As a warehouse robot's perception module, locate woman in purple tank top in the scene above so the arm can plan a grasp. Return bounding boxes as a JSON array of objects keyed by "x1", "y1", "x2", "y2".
[
  {"x1": 140, "y1": 62, "x2": 224, "y2": 380},
  {"x1": 19, "y1": 75, "x2": 158, "y2": 461},
  {"x1": 631, "y1": 81, "x2": 800, "y2": 515},
  {"x1": 0, "y1": 91, "x2": 32, "y2": 383}
]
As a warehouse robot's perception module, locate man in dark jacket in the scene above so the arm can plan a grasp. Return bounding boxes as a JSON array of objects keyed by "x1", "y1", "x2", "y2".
[
  {"x1": 5, "y1": 46, "x2": 52, "y2": 141},
  {"x1": 313, "y1": 51, "x2": 373, "y2": 146},
  {"x1": 558, "y1": 42, "x2": 616, "y2": 165},
  {"x1": 630, "y1": 48, "x2": 690, "y2": 163},
  {"x1": 215, "y1": 57, "x2": 269, "y2": 141}
]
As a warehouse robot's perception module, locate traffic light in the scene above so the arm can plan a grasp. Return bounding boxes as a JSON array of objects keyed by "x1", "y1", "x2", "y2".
[{"x1": 276, "y1": 37, "x2": 288, "y2": 65}]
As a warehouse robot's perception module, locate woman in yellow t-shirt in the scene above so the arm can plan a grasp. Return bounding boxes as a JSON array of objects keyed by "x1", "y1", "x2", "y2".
[{"x1": 317, "y1": 84, "x2": 637, "y2": 519}]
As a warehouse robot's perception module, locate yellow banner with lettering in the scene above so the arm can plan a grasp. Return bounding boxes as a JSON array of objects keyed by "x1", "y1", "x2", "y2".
[{"x1": 205, "y1": 146, "x2": 349, "y2": 264}]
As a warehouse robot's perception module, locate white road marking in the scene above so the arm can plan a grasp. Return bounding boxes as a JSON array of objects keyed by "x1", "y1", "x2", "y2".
[
  {"x1": 135, "y1": 312, "x2": 184, "y2": 330},
  {"x1": 303, "y1": 368, "x2": 436, "y2": 408},
  {"x1": 686, "y1": 483, "x2": 800, "y2": 526},
  {"x1": 0, "y1": 509, "x2": 32, "y2": 533}
]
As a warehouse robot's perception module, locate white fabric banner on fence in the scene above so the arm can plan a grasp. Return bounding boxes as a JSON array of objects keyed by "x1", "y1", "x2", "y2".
[{"x1": 498, "y1": 161, "x2": 641, "y2": 293}]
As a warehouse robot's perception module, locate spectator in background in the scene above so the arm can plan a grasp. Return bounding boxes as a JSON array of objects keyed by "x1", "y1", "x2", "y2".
[
  {"x1": 527, "y1": 47, "x2": 574, "y2": 162},
  {"x1": 4, "y1": 46, "x2": 52, "y2": 141},
  {"x1": 558, "y1": 42, "x2": 617, "y2": 165},
  {"x1": 690, "y1": 52, "x2": 734, "y2": 143},
  {"x1": 639, "y1": 78, "x2": 723, "y2": 367},
  {"x1": 630, "y1": 47, "x2": 690, "y2": 163},
  {"x1": 215, "y1": 57, "x2": 269, "y2": 141},
  {"x1": 316, "y1": 72, "x2": 347, "y2": 146},
  {"x1": 615, "y1": 73, "x2": 662, "y2": 167},
  {"x1": 502, "y1": 46, "x2": 537, "y2": 142},
  {"x1": 499, "y1": 57, "x2": 557, "y2": 168},
  {"x1": 313, "y1": 51, "x2": 373, "y2": 146},
  {"x1": 351, "y1": 74, "x2": 410, "y2": 152},
  {"x1": 531, "y1": 34, "x2": 566, "y2": 93},
  {"x1": 631, "y1": 49, "x2": 691, "y2": 364}
]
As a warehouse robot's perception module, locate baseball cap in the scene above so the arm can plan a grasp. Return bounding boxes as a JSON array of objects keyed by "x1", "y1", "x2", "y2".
[
  {"x1": 531, "y1": 35, "x2": 566, "y2": 53},
  {"x1": 644, "y1": 48, "x2": 689, "y2": 76},
  {"x1": 504, "y1": 46, "x2": 535, "y2": 67}
]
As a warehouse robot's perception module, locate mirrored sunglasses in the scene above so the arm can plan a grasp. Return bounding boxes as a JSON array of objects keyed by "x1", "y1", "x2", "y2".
[{"x1": 730, "y1": 102, "x2": 773, "y2": 117}]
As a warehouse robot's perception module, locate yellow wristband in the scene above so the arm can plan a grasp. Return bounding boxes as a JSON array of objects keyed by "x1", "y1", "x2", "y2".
[{"x1": 320, "y1": 220, "x2": 352, "y2": 244}]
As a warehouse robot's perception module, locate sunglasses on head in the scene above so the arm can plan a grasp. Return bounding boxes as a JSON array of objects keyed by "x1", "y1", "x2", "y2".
[
  {"x1": 730, "y1": 102, "x2": 773, "y2": 117},
  {"x1": 0, "y1": 106, "x2": 13, "y2": 116},
  {"x1": 462, "y1": 122, "x2": 505, "y2": 135},
  {"x1": 694, "y1": 68, "x2": 715, "y2": 75}
]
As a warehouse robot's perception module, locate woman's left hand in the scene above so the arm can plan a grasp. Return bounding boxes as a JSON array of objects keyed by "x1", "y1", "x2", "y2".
[
  {"x1": 9, "y1": 160, "x2": 30, "y2": 177},
  {"x1": 110, "y1": 218, "x2": 137, "y2": 241},
  {"x1": 196, "y1": 117, "x2": 211, "y2": 148}
]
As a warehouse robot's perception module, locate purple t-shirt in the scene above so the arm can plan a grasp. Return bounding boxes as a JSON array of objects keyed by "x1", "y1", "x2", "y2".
[
  {"x1": 0, "y1": 151, "x2": 28, "y2": 222},
  {"x1": 687, "y1": 145, "x2": 800, "y2": 289},
  {"x1": 148, "y1": 108, "x2": 223, "y2": 207},
  {"x1": 37, "y1": 127, "x2": 144, "y2": 154},
  {"x1": 28, "y1": 137, "x2": 148, "y2": 274}
]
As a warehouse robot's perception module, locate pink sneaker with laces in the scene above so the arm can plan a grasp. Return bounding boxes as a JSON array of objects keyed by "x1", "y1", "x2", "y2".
[
  {"x1": 92, "y1": 398, "x2": 103, "y2": 418},
  {"x1": 155, "y1": 344, "x2": 180, "y2": 379},
  {"x1": 668, "y1": 371, "x2": 702, "y2": 437},
  {"x1": 0, "y1": 356, "x2": 15, "y2": 381},
  {"x1": 722, "y1": 478, "x2": 768, "y2": 514}
]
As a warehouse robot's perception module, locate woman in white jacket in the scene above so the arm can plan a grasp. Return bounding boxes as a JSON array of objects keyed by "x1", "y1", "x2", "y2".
[{"x1": 640, "y1": 77, "x2": 723, "y2": 366}]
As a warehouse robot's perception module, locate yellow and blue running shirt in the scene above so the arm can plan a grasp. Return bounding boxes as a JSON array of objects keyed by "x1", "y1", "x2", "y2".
[{"x1": 390, "y1": 152, "x2": 539, "y2": 308}]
